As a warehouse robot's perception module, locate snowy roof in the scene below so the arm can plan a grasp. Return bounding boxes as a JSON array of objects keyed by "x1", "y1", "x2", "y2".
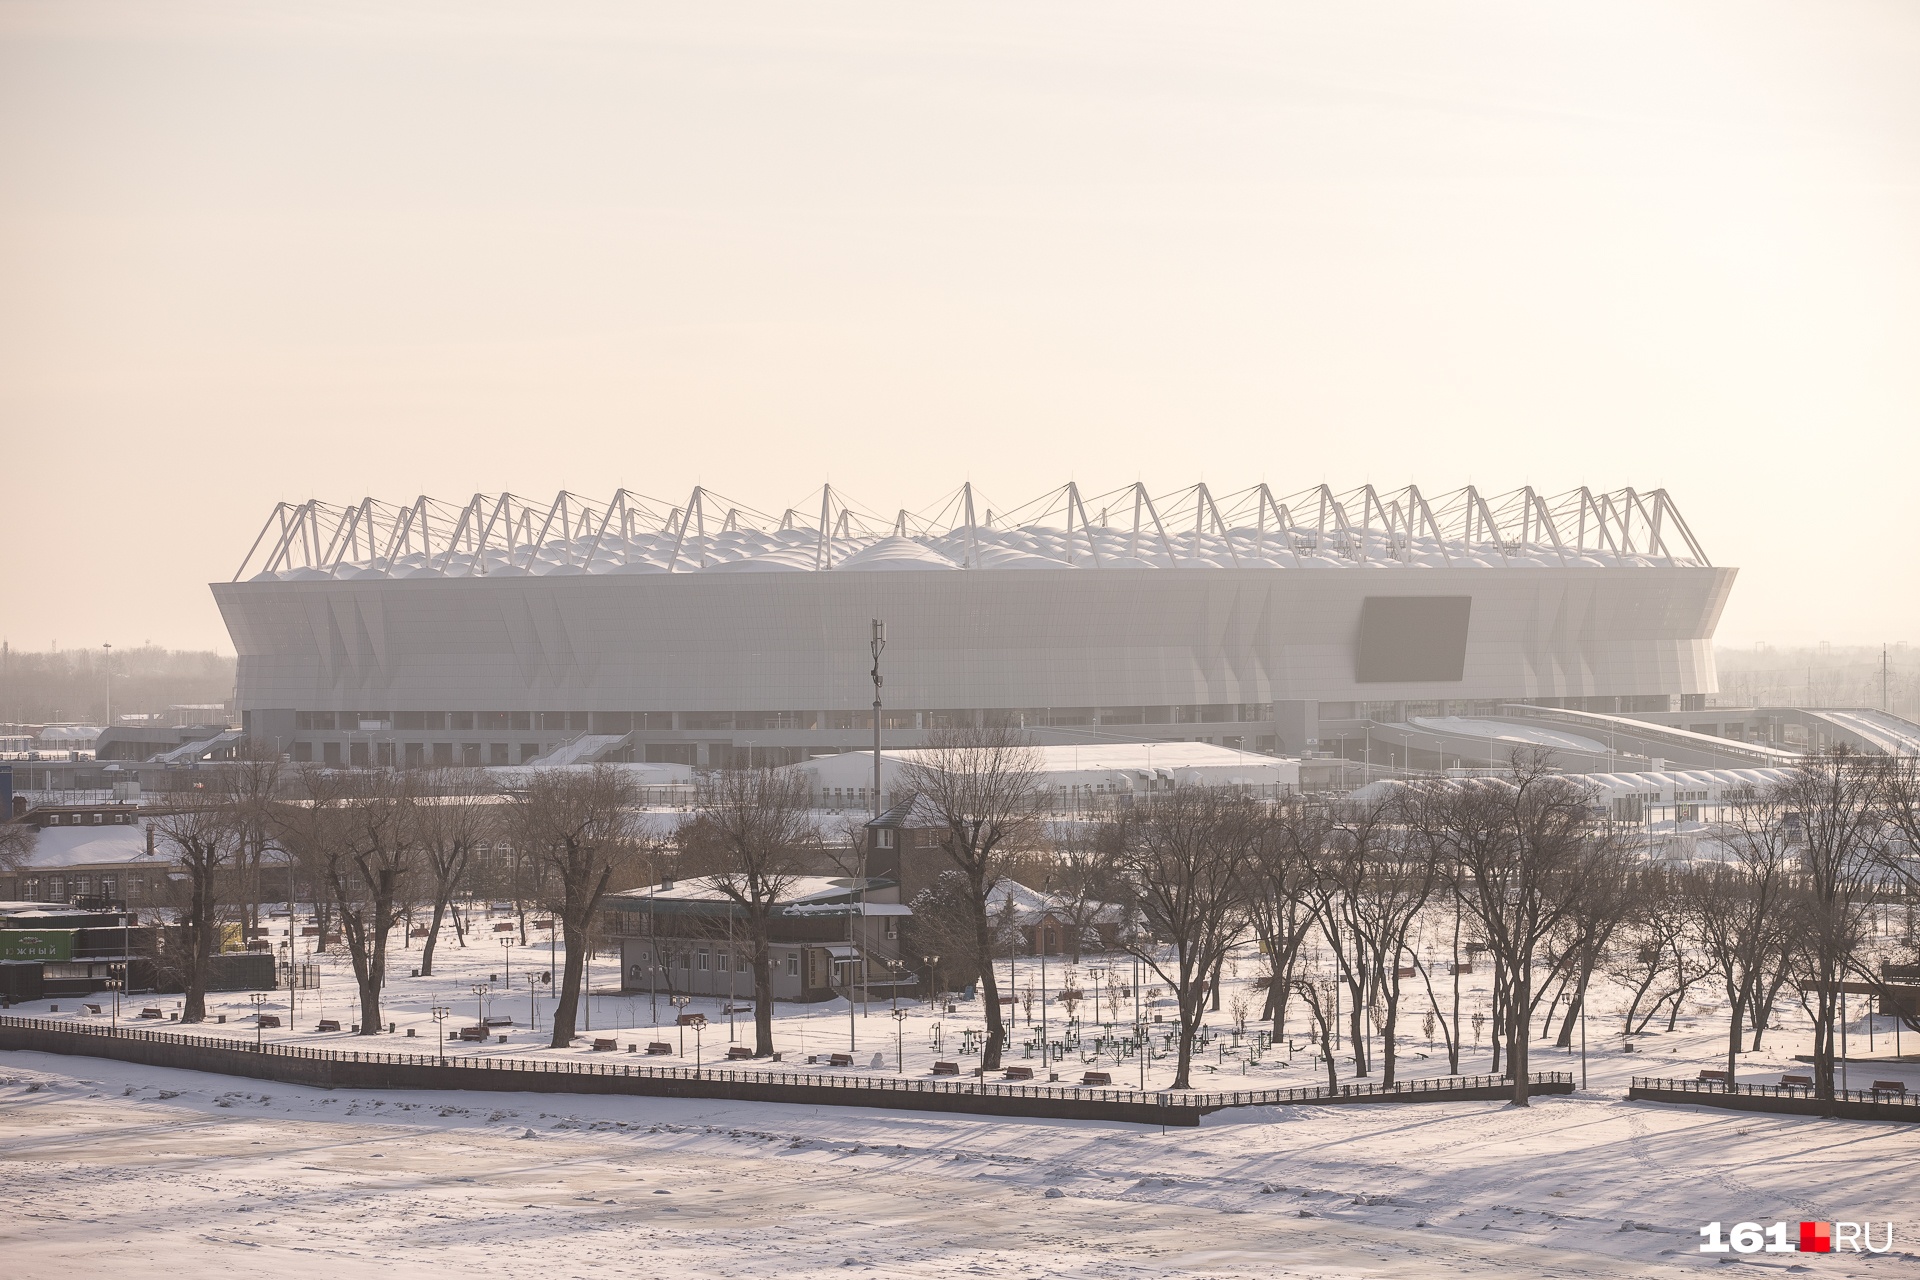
[
  {"x1": 604, "y1": 875, "x2": 902, "y2": 918},
  {"x1": 234, "y1": 483, "x2": 1710, "y2": 581},
  {"x1": 14, "y1": 824, "x2": 158, "y2": 869},
  {"x1": 1348, "y1": 766, "x2": 1802, "y2": 807},
  {"x1": 799, "y1": 742, "x2": 1300, "y2": 793}
]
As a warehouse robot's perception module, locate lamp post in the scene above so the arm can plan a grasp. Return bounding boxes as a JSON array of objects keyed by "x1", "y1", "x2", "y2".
[
  {"x1": 1039, "y1": 875, "x2": 1054, "y2": 1071},
  {"x1": 249, "y1": 991, "x2": 270, "y2": 1050},
  {"x1": 432, "y1": 1005, "x2": 451, "y2": 1061},
  {"x1": 499, "y1": 936, "x2": 516, "y2": 1001},
  {"x1": 892, "y1": 1007, "x2": 909, "y2": 1073},
  {"x1": 471, "y1": 982, "x2": 490, "y2": 1034},
  {"x1": 671, "y1": 994, "x2": 692, "y2": 1055},
  {"x1": 923, "y1": 954, "x2": 939, "y2": 1009}
]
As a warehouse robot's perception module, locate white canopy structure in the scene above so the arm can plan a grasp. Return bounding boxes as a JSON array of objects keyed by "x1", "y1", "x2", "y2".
[{"x1": 233, "y1": 482, "x2": 1710, "y2": 581}]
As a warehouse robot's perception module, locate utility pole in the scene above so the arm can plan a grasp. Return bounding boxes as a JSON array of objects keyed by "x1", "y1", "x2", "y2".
[{"x1": 871, "y1": 619, "x2": 885, "y2": 816}]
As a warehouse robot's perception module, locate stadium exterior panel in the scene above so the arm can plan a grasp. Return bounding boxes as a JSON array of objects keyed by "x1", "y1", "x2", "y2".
[{"x1": 213, "y1": 483, "x2": 1735, "y2": 765}]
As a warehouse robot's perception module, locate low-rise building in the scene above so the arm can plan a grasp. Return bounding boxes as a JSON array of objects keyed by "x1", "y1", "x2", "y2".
[{"x1": 601, "y1": 875, "x2": 913, "y2": 1004}]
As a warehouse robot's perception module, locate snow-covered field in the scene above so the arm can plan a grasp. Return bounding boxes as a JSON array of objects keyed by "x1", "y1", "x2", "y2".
[{"x1": 6, "y1": 1049, "x2": 1919, "y2": 1278}]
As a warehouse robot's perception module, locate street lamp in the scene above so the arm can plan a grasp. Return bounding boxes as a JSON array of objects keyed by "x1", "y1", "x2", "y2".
[
  {"x1": 892, "y1": 1007, "x2": 909, "y2": 1073},
  {"x1": 1040, "y1": 875, "x2": 1054, "y2": 1071},
  {"x1": 432, "y1": 1005, "x2": 451, "y2": 1061},
  {"x1": 470, "y1": 982, "x2": 490, "y2": 1035},
  {"x1": 923, "y1": 954, "x2": 940, "y2": 1007},
  {"x1": 499, "y1": 936, "x2": 516, "y2": 1000},
  {"x1": 671, "y1": 994, "x2": 692, "y2": 1055},
  {"x1": 249, "y1": 992, "x2": 270, "y2": 1051}
]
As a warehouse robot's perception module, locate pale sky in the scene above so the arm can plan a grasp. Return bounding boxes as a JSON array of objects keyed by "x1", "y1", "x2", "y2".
[{"x1": 2, "y1": 1, "x2": 1916, "y2": 653}]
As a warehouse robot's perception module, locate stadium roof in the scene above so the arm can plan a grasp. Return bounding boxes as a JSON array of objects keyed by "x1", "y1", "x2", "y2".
[{"x1": 234, "y1": 482, "x2": 1710, "y2": 581}]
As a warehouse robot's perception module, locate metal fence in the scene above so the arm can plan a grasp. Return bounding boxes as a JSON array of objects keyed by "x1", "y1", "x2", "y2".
[
  {"x1": 1630, "y1": 1075, "x2": 1920, "y2": 1115},
  {"x1": 0, "y1": 1013, "x2": 1567, "y2": 1111}
]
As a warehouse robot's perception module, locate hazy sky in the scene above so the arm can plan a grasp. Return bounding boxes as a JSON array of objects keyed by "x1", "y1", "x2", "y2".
[{"x1": 3, "y1": 1, "x2": 1916, "y2": 653}]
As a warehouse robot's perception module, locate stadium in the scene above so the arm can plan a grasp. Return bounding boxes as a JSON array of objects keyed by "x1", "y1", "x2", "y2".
[{"x1": 213, "y1": 482, "x2": 1739, "y2": 774}]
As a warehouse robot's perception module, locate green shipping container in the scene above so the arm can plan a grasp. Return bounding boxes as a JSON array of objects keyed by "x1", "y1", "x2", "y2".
[{"x1": 0, "y1": 929, "x2": 76, "y2": 962}]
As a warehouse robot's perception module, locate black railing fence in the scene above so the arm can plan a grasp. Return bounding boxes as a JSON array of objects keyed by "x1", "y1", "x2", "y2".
[
  {"x1": 0, "y1": 1013, "x2": 1568, "y2": 1113},
  {"x1": 1630, "y1": 1075, "x2": 1920, "y2": 1114}
]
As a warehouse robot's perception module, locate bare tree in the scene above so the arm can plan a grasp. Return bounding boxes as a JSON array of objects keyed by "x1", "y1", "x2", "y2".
[
  {"x1": 1291, "y1": 969, "x2": 1342, "y2": 1089},
  {"x1": 1308, "y1": 795, "x2": 1436, "y2": 1085},
  {"x1": 150, "y1": 798, "x2": 240, "y2": 1023},
  {"x1": 1778, "y1": 752, "x2": 1882, "y2": 1104},
  {"x1": 506, "y1": 765, "x2": 642, "y2": 1047},
  {"x1": 1244, "y1": 801, "x2": 1324, "y2": 1043},
  {"x1": 323, "y1": 770, "x2": 419, "y2": 1035},
  {"x1": 1103, "y1": 786, "x2": 1257, "y2": 1090},
  {"x1": 1687, "y1": 793, "x2": 1800, "y2": 1084},
  {"x1": 413, "y1": 769, "x2": 497, "y2": 977},
  {"x1": 680, "y1": 767, "x2": 818, "y2": 1057},
  {"x1": 1538, "y1": 852, "x2": 1634, "y2": 1050},
  {"x1": 898, "y1": 724, "x2": 1043, "y2": 1070},
  {"x1": 0, "y1": 818, "x2": 36, "y2": 879},
  {"x1": 1407, "y1": 751, "x2": 1616, "y2": 1106},
  {"x1": 225, "y1": 740, "x2": 285, "y2": 938}
]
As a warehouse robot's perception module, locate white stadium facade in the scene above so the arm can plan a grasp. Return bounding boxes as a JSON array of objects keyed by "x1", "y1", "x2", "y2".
[{"x1": 213, "y1": 482, "x2": 1735, "y2": 772}]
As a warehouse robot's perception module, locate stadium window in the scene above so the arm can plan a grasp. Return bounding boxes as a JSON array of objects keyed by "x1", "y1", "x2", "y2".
[
  {"x1": 787, "y1": 954, "x2": 799, "y2": 976},
  {"x1": 698, "y1": 951, "x2": 709, "y2": 971},
  {"x1": 716, "y1": 951, "x2": 729, "y2": 972}
]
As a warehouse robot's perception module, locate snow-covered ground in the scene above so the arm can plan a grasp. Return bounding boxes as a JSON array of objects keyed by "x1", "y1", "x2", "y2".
[
  {"x1": 6, "y1": 1049, "x2": 1919, "y2": 1278},
  {"x1": 7, "y1": 913, "x2": 1920, "y2": 1275}
]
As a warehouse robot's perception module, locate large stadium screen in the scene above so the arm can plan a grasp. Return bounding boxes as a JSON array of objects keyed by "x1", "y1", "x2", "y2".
[{"x1": 1355, "y1": 596, "x2": 1472, "y2": 683}]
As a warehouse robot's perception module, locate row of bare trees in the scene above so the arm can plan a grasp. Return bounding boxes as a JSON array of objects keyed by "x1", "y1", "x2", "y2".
[
  {"x1": 149, "y1": 757, "x2": 646, "y2": 1048},
  {"x1": 877, "y1": 732, "x2": 1920, "y2": 1107}
]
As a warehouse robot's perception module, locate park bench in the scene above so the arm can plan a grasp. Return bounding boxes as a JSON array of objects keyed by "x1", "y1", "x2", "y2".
[
  {"x1": 455, "y1": 1025, "x2": 487, "y2": 1042},
  {"x1": 84, "y1": 1003, "x2": 102, "y2": 1014},
  {"x1": 931, "y1": 1061, "x2": 960, "y2": 1076},
  {"x1": 645, "y1": 1041, "x2": 673, "y2": 1055},
  {"x1": 1082, "y1": 1071, "x2": 1113, "y2": 1087},
  {"x1": 1002, "y1": 1066, "x2": 1034, "y2": 1081},
  {"x1": 829, "y1": 1053, "x2": 855, "y2": 1067},
  {"x1": 725, "y1": 1045, "x2": 754, "y2": 1060},
  {"x1": 257, "y1": 1014, "x2": 281, "y2": 1028},
  {"x1": 1452, "y1": 963, "x2": 1473, "y2": 975},
  {"x1": 1780, "y1": 1074, "x2": 1813, "y2": 1090},
  {"x1": 721, "y1": 1003, "x2": 752, "y2": 1015},
  {"x1": 483, "y1": 1015, "x2": 514, "y2": 1027},
  {"x1": 591, "y1": 1038, "x2": 617, "y2": 1051},
  {"x1": 493, "y1": 922, "x2": 514, "y2": 933},
  {"x1": 1869, "y1": 1080, "x2": 1907, "y2": 1097},
  {"x1": 1396, "y1": 966, "x2": 1417, "y2": 979},
  {"x1": 1697, "y1": 1069, "x2": 1732, "y2": 1085},
  {"x1": 317, "y1": 1019, "x2": 343, "y2": 1032},
  {"x1": 677, "y1": 1012, "x2": 708, "y2": 1028},
  {"x1": 139, "y1": 1007, "x2": 163, "y2": 1019}
]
